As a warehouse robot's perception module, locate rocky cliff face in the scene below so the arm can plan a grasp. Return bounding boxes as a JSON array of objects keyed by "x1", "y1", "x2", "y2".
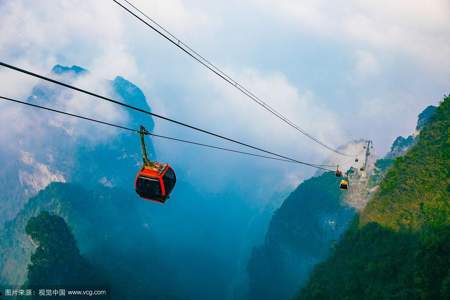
[{"x1": 0, "y1": 65, "x2": 154, "y2": 221}]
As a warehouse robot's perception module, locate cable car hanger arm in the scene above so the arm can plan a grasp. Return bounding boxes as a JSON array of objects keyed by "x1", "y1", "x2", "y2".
[{"x1": 139, "y1": 125, "x2": 152, "y2": 167}]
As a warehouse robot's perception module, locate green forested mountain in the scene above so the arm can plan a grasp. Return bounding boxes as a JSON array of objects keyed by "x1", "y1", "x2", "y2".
[
  {"x1": 25, "y1": 211, "x2": 102, "y2": 288},
  {"x1": 298, "y1": 96, "x2": 450, "y2": 300},
  {"x1": 246, "y1": 172, "x2": 355, "y2": 300},
  {"x1": 0, "y1": 183, "x2": 179, "y2": 300}
]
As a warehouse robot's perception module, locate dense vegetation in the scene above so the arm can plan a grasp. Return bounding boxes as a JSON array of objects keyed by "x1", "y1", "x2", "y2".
[
  {"x1": 25, "y1": 211, "x2": 101, "y2": 288},
  {"x1": 1, "y1": 64, "x2": 273, "y2": 300},
  {"x1": 298, "y1": 96, "x2": 450, "y2": 300},
  {"x1": 246, "y1": 172, "x2": 354, "y2": 300},
  {"x1": 0, "y1": 183, "x2": 179, "y2": 299}
]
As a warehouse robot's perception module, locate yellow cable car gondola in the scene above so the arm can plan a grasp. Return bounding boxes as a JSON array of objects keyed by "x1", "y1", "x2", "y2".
[{"x1": 339, "y1": 179, "x2": 349, "y2": 190}]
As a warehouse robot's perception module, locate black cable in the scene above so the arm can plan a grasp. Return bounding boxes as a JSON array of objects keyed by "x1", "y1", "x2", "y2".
[
  {"x1": 149, "y1": 133, "x2": 302, "y2": 165},
  {"x1": 0, "y1": 95, "x2": 138, "y2": 132},
  {"x1": 0, "y1": 95, "x2": 335, "y2": 171},
  {"x1": 0, "y1": 61, "x2": 333, "y2": 170},
  {"x1": 112, "y1": 0, "x2": 353, "y2": 157}
]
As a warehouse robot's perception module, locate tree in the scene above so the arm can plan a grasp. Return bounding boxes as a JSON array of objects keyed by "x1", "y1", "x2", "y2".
[{"x1": 25, "y1": 211, "x2": 102, "y2": 288}]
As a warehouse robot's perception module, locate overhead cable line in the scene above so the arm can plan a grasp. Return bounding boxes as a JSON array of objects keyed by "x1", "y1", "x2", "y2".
[
  {"x1": 0, "y1": 95, "x2": 335, "y2": 171},
  {"x1": 112, "y1": 0, "x2": 353, "y2": 157},
  {"x1": 0, "y1": 61, "x2": 335, "y2": 170},
  {"x1": 336, "y1": 147, "x2": 366, "y2": 167}
]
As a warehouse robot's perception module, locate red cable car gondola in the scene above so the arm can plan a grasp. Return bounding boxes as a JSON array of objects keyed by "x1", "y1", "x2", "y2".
[
  {"x1": 135, "y1": 126, "x2": 176, "y2": 203},
  {"x1": 335, "y1": 166, "x2": 343, "y2": 177}
]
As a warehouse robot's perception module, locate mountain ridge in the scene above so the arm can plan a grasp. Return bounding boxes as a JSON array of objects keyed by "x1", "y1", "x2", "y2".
[
  {"x1": 297, "y1": 95, "x2": 449, "y2": 300},
  {"x1": 245, "y1": 100, "x2": 444, "y2": 300},
  {"x1": 0, "y1": 64, "x2": 155, "y2": 221},
  {"x1": 245, "y1": 172, "x2": 355, "y2": 300}
]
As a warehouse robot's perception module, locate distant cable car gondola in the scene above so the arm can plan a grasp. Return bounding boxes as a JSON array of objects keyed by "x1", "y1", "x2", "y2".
[
  {"x1": 339, "y1": 179, "x2": 349, "y2": 190},
  {"x1": 335, "y1": 166, "x2": 343, "y2": 177},
  {"x1": 135, "y1": 126, "x2": 176, "y2": 203}
]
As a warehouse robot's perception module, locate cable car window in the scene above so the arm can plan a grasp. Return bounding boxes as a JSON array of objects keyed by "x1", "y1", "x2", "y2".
[
  {"x1": 163, "y1": 168, "x2": 176, "y2": 194},
  {"x1": 136, "y1": 176, "x2": 162, "y2": 198}
]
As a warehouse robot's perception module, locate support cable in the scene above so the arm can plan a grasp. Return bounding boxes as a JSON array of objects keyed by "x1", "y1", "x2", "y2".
[
  {"x1": 0, "y1": 62, "x2": 336, "y2": 170},
  {"x1": 112, "y1": 0, "x2": 354, "y2": 157},
  {"x1": 0, "y1": 95, "x2": 335, "y2": 172}
]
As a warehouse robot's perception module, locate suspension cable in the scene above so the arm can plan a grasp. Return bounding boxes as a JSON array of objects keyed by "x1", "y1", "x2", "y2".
[
  {"x1": 112, "y1": 0, "x2": 353, "y2": 157},
  {"x1": 0, "y1": 61, "x2": 336, "y2": 169},
  {"x1": 0, "y1": 95, "x2": 336, "y2": 172}
]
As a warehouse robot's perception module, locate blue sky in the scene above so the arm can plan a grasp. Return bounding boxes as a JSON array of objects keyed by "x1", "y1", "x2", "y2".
[{"x1": 0, "y1": 0, "x2": 449, "y2": 194}]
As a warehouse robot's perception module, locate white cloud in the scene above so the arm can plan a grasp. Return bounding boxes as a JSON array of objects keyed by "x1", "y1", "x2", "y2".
[
  {"x1": 253, "y1": 0, "x2": 450, "y2": 72},
  {"x1": 127, "y1": 0, "x2": 211, "y2": 36},
  {"x1": 158, "y1": 65, "x2": 345, "y2": 160},
  {"x1": 0, "y1": 0, "x2": 137, "y2": 80},
  {"x1": 150, "y1": 65, "x2": 347, "y2": 202},
  {"x1": 216, "y1": 69, "x2": 343, "y2": 154},
  {"x1": 0, "y1": 0, "x2": 448, "y2": 205},
  {"x1": 245, "y1": 0, "x2": 448, "y2": 155},
  {"x1": 19, "y1": 151, "x2": 66, "y2": 197},
  {"x1": 0, "y1": 0, "x2": 141, "y2": 142},
  {"x1": 319, "y1": 140, "x2": 368, "y2": 173},
  {"x1": 353, "y1": 49, "x2": 380, "y2": 78}
]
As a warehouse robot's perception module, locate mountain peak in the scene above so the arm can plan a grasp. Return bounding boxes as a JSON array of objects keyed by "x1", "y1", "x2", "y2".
[
  {"x1": 385, "y1": 135, "x2": 414, "y2": 159},
  {"x1": 113, "y1": 76, "x2": 147, "y2": 105},
  {"x1": 385, "y1": 104, "x2": 437, "y2": 159},
  {"x1": 51, "y1": 64, "x2": 87, "y2": 76},
  {"x1": 112, "y1": 76, "x2": 154, "y2": 130},
  {"x1": 416, "y1": 105, "x2": 437, "y2": 131}
]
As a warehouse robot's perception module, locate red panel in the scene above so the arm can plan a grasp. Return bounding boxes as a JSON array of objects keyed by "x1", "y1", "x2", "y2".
[{"x1": 134, "y1": 164, "x2": 174, "y2": 203}]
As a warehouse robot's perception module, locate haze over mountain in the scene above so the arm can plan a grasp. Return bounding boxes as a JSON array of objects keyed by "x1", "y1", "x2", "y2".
[
  {"x1": 0, "y1": 1, "x2": 448, "y2": 299},
  {"x1": 298, "y1": 96, "x2": 449, "y2": 300},
  {"x1": 0, "y1": 65, "x2": 294, "y2": 300},
  {"x1": 244, "y1": 102, "x2": 440, "y2": 300}
]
